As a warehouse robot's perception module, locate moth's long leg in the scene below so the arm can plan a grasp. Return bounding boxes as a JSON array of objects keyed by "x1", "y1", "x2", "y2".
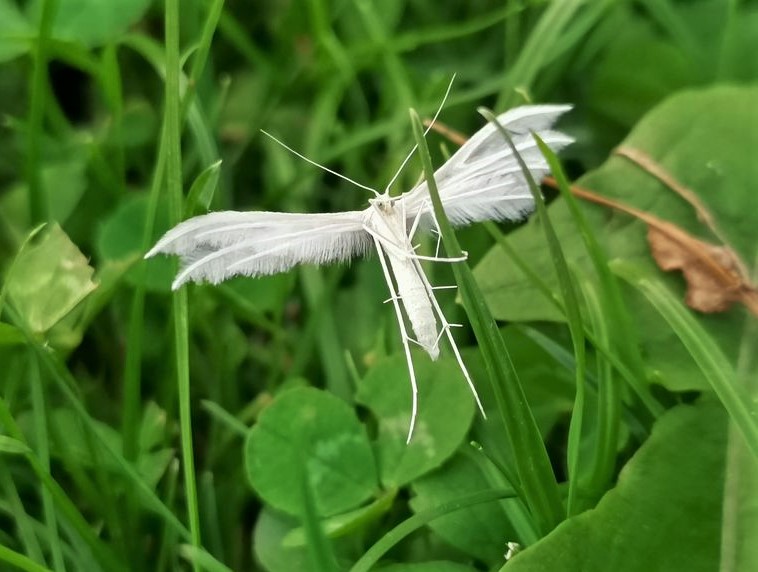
[
  {"x1": 372, "y1": 237, "x2": 420, "y2": 444},
  {"x1": 411, "y1": 253, "x2": 467, "y2": 263},
  {"x1": 406, "y1": 197, "x2": 425, "y2": 243},
  {"x1": 411, "y1": 256, "x2": 487, "y2": 418}
]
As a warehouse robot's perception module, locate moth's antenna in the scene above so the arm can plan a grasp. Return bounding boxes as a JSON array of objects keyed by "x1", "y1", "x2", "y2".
[
  {"x1": 260, "y1": 130, "x2": 380, "y2": 197},
  {"x1": 383, "y1": 74, "x2": 456, "y2": 195}
]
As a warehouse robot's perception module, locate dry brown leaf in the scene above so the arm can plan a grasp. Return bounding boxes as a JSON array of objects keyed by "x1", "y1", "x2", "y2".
[
  {"x1": 647, "y1": 226, "x2": 745, "y2": 313},
  {"x1": 544, "y1": 178, "x2": 758, "y2": 317}
]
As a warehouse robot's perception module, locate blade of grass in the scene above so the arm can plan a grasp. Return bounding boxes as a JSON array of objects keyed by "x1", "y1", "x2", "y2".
[
  {"x1": 576, "y1": 275, "x2": 621, "y2": 499},
  {"x1": 410, "y1": 109, "x2": 563, "y2": 534},
  {"x1": 496, "y1": 0, "x2": 584, "y2": 108},
  {"x1": 518, "y1": 324, "x2": 648, "y2": 442},
  {"x1": 538, "y1": 138, "x2": 652, "y2": 422},
  {"x1": 0, "y1": 396, "x2": 127, "y2": 572},
  {"x1": 157, "y1": 460, "x2": 181, "y2": 572},
  {"x1": 613, "y1": 261, "x2": 758, "y2": 458},
  {"x1": 721, "y1": 261, "x2": 758, "y2": 571},
  {"x1": 26, "y1": 0, "x2": 57, "y2": 224},
  {"x1": 4, "y1": 304, "x2": 191, "y2": 541},
  {"x1": 0, "y1": 544, "x2": 53, "y2": 572},
  {"x1": 120, "y1": 0, "x2": 224, "y2": 549},
  {"x1": 300, "y1": 267, "x2": 352, "y2": 401},
  {"x1": 465, "y1": 444, "x2": 539, "y2": 545},
  {"x1": 299, "y1": 450, "x2": 339, "y2": 572},
  {"x1": 28, "y1": 351, "x2": 65, "y2": 571},
  {"x1": 0, "y1": 468, "x2": 46, "y2": 566},
  {"x1": 479, "y1": 108, "x2": 585, "y2": 517},
  {"x1": 199, "y1": 472, "x2": 225, "y2": 563},
  {"x1": 392, "y1": 3, "x2": 528, "y2": 54},
  {"x1": 484, "y1": 223, "x2": 663, "y2": 421},
  {"x1": 178, "y1": 545, "x2": 234, "y2": 572},
  {"x1": 350, "y1": 488, "x2": 515, "y2": 572},
  {"x1": 180, "y1": 0, "x2": 226, "y2": 121},
  {"x1": 165, "y1": 0, "x2": 202, "y2": 567}
]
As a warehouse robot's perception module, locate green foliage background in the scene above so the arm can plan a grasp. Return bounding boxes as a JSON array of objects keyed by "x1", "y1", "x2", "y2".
[{"x1": 0, "y1": 1, "x2": 756, "y2": 571}]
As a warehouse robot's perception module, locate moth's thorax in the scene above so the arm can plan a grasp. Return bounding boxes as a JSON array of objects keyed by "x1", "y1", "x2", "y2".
[{"x1": 364, "y1": 196, "x2": 407, "y2": 241}]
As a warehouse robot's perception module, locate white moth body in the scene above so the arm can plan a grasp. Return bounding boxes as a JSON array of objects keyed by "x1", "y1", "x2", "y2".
[
  {"x1": 145, "y1": 103, "x2": 575, "y2": 442},
  {"x1": 364, "y1": 199, "x2": 440, "y2": 360}
]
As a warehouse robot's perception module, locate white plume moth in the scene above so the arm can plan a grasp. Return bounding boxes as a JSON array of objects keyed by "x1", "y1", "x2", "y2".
[{"x1": 146, "y1": 97, "x2": 573, "y2": 442}]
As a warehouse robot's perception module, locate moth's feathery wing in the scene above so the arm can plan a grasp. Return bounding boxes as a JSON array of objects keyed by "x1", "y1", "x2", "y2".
[
  {"x1": 146, "y1": 210, "x2": 371, "y2": 289},
  {"x1": 400, "y1": 104, "x2": 574, "y2": 226}
]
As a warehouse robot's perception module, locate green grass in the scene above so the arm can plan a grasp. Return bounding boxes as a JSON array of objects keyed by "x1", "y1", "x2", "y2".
[{"x1": 0, "y1": 1, "x2": 757, "y2": 571}]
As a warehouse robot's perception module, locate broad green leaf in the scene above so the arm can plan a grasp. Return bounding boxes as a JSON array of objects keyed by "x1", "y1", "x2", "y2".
[
  {"x1": 475, "y1": 85, "x2": 758, "y2": 391},
  {"x1": 0, "y1": 0, "x2": 32, "y2": 62},
  {"x1": 0, "y1": 322, "x2": 25, "y2": 346},
  {"x1": 7, "y1": 224, "x2": 97, "y2": 334},
  {"x1": 588, "y1": 3, "x2": 758, "y2": 129},
  {"x1": 27, "y1": 0, "x2": 152, "y2": 48},
  {"x1": 410, "y1": 453, "x2": 515, "y2": 564},
  {"x1": 356, "y1": 354, "x2": 476, "y2": 488},
  {"x1": 245, "y1": 387, "x2": 377, "y2": 517},
  {"x1": 503, "y1": 401, "x2": 726, "y2": 572},
  {"x1": 613, "y1": 260, "x2": 758, "y2": 458},
  {"x1": 588, "y1": 5, "x2": 697, "y2": 128},
  {"x1": 95, "y1": 192, "x2": 174, "y2": 292}
]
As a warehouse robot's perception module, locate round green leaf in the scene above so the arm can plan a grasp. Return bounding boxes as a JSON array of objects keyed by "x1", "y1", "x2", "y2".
[
  {"x1": 356, "y1": 354, "x2": 476, "y2": 488},
  {"x1": 245, "y1": 387, "x2": 377, "y2": 517}
]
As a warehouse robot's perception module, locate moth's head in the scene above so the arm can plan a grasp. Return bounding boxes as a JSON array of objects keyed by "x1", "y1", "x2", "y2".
[{"x1": 368, "y1": 192, "x2": 395, "y2": 211}]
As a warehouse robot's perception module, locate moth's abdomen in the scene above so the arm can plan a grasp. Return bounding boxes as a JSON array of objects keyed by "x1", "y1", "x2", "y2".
[{"x1": 390, "y1": 257, "x2": 440, "y2": 360}]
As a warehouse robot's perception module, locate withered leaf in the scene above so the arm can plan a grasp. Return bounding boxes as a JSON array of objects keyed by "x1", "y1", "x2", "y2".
[{"x1": 647, "y1": 226, "x2": 746, "y2": 313}]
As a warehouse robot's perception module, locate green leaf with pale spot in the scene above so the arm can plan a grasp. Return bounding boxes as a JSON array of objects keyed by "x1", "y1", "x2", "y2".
[
  {"x1": 356, "y1": 354, "x2": 476, "y2": 488},
  {"x1": 7, "y1": 224, "x2": 97, "y2": 334},
  {"x1": 245, "y1": 387, "x2": 377, "y2": 517}
]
